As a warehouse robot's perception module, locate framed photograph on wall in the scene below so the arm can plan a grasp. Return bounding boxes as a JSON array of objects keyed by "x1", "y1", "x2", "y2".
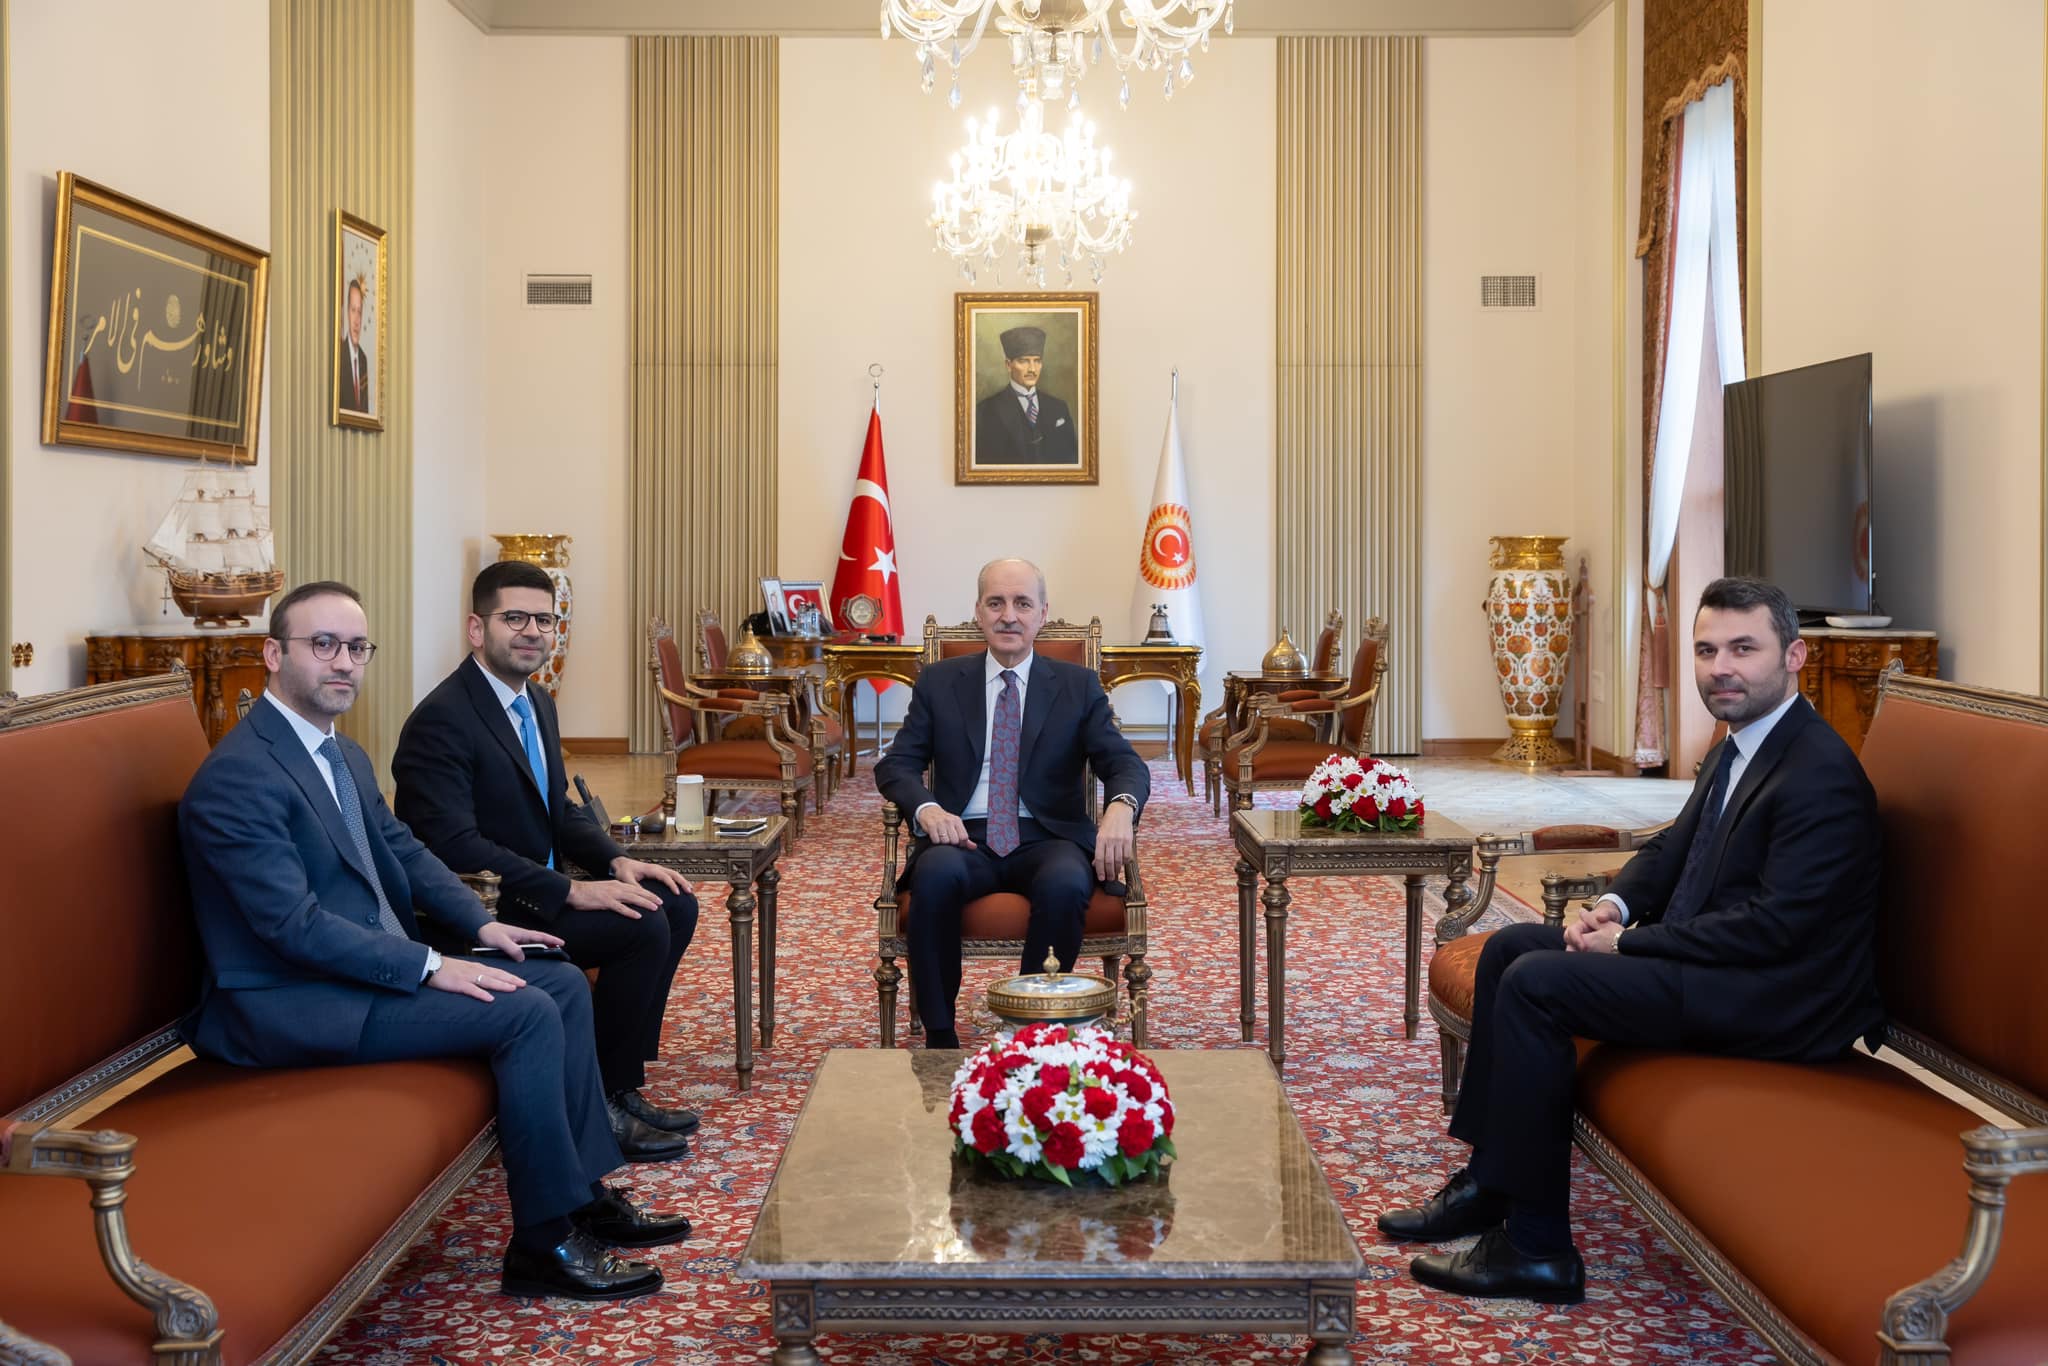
[
  {"x1": 332, "y1": 211, "x2": 387, "y2": 432},
  {"x1": 759, "y1": 576, "x2": 790, "y2": 634},
  {"x1": 954, "y1": 291, "x2": 1098, "y2": 485},
  {"x1": 41, "y1": 173, "x2": 270, "y2": 463}
]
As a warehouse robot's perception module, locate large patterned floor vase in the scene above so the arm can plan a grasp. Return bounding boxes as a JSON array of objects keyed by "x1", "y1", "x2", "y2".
[
  {"x1": 492, "y1": 533, "x2": 573, "y2": 697},
  {"x1": 1485, "y1": 535, "x2": 1573, "y2": 770}
]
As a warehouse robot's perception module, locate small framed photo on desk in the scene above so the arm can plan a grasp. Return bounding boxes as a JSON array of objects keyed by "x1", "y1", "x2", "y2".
[{"x1": 759, "y1": 577, "x2": 790, "y2": 634}]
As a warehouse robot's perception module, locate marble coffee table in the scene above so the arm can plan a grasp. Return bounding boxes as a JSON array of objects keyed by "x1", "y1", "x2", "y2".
[{"x1": 740, "y1": 1049, "x2": 1363, "y2": 1364}]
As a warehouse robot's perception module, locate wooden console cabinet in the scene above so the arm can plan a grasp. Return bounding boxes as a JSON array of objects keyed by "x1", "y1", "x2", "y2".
[
  {"x1": 86, "y1": 628, "x2": 267, "y2": 746},
  {"x1": 1798, "y1": 628, "x2": 1938, "y2": 753}
]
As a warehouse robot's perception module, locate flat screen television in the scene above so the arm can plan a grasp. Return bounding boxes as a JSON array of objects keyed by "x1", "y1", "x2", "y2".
[{"x1": 1722, "y1": 353, "x2": 1874, "y2": 618}]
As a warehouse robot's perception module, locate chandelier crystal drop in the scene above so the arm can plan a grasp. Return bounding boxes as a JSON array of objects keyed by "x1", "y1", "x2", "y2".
[
  {"x1": 928, "y1": 98, "x2": 1136, "y2": 288},
  {"x1": 882, "y1": 0, "x2": 1233, "y2": 104}
]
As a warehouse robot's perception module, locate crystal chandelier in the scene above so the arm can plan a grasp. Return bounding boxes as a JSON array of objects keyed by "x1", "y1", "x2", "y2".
[
  {"x1": 929, "y1": 98, "x2": 1136, "y2": 287},
  {"x1": 882, "y1": 0, "x2": 1234, "y2": 110}
]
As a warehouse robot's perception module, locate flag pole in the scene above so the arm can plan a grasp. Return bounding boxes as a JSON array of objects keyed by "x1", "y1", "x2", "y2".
[
  {"x1": 1170, "y1": 366, "x2": 1178, "y2": 405},
  {"x1": 869, "y1": 361, "x2": 884, "y2": 407}
]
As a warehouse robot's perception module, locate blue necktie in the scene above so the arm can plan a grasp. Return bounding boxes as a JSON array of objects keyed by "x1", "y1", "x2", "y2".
[
  {"x1": 1024, "y1": 392, "x2": 1039, "y2": 429},
  {"x1": 510, "y1": 694, "x2": 554, "y2": 869},
  {"x1": 316, "y1": 736, "x2": 409, "y2": 940},
  {"x1": 1662, "y1": 739, "x2": 1740, "y2": 925},
  {"x1": 987, "y1": 670, "x2": 1022, "y2": 856}
]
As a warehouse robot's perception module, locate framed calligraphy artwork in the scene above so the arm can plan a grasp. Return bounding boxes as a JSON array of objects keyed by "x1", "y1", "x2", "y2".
[
  {"x1": 332, "y1": 211, "x2": 387, "y2": 432},
  {"x1": 954, "y1": 292, "x2": 1098, "y2": 486},
  {"x1": 42, "y1": 174, "x2": 270, "y2": 464}
]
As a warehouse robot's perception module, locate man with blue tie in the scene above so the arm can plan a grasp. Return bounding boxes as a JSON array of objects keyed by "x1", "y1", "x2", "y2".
[
  {"x1": 395, "y1": 561, "x2": 700, "y2": 1150},
  {"x1": 179, "y1": 580, "x2": 691, "y2": 1300},
  {"x1": 1379, "y1": 577, "x2": 1884, "y2": 1303}
]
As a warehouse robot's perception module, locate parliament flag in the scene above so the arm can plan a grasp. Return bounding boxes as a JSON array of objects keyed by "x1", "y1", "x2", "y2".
[
  {"x1": 1129, "y1": 389, "x2": 1206, "y2": 654},
  {"x1": 832, "y1": 404, "x2": 905, "y2": 646}
]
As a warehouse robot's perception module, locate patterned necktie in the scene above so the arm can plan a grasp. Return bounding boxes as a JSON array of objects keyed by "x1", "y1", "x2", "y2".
[
  {"x1": 987, "y1": 669, "x2": 1022, "y2": 856},
  {"x1": 510, "y1": 694, "x2": 554, "y2": 869},
  {"x1": 1024, "y1": 392, "x2": 1039, "y2": 429},
  {"x1": 1661, "y1": 739, "x2": 1740, "y2": 925},
  {"x1": 316, "y1": 736, "x2": 409, "y2": 939}
]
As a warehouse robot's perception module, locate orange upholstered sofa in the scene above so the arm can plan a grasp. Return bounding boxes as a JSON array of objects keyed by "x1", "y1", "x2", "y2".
[{"x1": 0, "y1": 674, "x2": 499, "y2": 1366}]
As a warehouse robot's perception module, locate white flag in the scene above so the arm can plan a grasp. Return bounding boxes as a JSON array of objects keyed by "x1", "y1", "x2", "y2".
[{"x1": 1129, "y1": 386, "x2": 1206, "y2": 654}]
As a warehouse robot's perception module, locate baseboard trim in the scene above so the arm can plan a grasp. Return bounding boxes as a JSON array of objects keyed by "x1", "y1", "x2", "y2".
[
  {"x1": 1419, "y1": 738, "x2": 1507, "y2": 757},
  {"x1": 1592, "y1": 745, "x2": 1647, "y2": 777},
  {"x1": 561, "y1": 736, "x2": 629, "y2": 754}
]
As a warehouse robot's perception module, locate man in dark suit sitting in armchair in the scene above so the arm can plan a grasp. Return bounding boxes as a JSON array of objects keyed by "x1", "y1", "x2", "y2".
[
  {"x1": 394, "y1": 560, "x2": 701, "y2": 1151},
  {"x1": 1378, "y1": 576, "x2": 1883, "y2": 1304},
  {"x1": 874, "y1": 557, "x2": 1149, "y2": 1049},
  {"x1": 178, "y1": 580, "x2": 691, "y2": 1302}
]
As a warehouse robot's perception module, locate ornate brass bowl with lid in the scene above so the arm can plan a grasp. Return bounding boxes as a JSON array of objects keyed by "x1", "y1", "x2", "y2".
[{"x1": 985, "y1": 951, "x2": 1119, "y2": 1032}]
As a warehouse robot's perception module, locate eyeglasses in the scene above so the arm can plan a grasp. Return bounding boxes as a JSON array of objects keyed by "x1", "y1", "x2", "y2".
[
  {"x1": 488, "y1": 610, "x2": 560, "y2": 633},
  {"x1": 279, "y1": 634, "x2": 378, "y2": 663}
]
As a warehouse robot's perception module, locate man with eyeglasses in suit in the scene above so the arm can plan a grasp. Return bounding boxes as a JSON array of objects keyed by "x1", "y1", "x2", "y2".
[{"x1": 394, "y1": 561, "x2": 703, "y2": 1153}]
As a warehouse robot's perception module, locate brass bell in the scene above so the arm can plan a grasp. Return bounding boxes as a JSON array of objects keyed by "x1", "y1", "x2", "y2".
[{"x1": 1143, "y1": 603, "x2": 1176, "y2": 645}]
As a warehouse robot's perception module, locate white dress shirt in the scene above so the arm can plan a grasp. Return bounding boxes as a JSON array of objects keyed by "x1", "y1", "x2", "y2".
[
  {"x1": 265, "y1": 690, "x2": 342, "y2": 803},
  {"x1": 472, "y1": 655, "x2": 535, "y2": 753},
  {"x1": 915, "y1": 651, "x2": 1036, "y2": 825},
  {"x1": 1010, "y1": 381, "x2": 1039, "y2": 416},
  {"x1": 1603, "y1": 688, "x2": 1802, "y2": 926}
]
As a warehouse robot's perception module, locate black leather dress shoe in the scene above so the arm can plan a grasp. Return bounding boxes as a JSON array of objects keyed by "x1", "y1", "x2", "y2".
[
  {"x1": 574, "y1": 1184, "x2": 694, "y2": 1248},
  {"x1": 501, "y1": 1228, "x2": 664, "y2": 1300},
  {"x1": 1410, "y1": 1227, "x2": 1586, "y2": 1304},
  {"x1": 606, "y1": 1096, "x2": 691, "y2": 1162},
  {"x1": 1376, "y1": 1168, "x2": 1509, "y2": 1242},
  {"x1": 611, "y1": 1087, "x2": 701, "y2": 1135}
]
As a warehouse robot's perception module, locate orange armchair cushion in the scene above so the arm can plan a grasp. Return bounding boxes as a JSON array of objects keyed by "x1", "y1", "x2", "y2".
[
  {"x1": 1427, "y1": 931, "x2": 1493, "y2": 1022},
  {"x1": 1530, "y1": 824, "x2": 1625, "y2": 852},
  {"x1": 1222, "y1": 739, "x2": 1332, "y2": 780},
  {"x1": 677, "y1": 739, "x2": 812, "y2": 780}
]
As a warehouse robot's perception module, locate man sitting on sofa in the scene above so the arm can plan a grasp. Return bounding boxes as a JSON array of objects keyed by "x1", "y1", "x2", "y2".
[
  {"x1": 179, "y1": 579, "x2": 690, "y2": 1302},
  {"x1": 1379, "y1": 576, "x2": 1883, "y2": 1303}
]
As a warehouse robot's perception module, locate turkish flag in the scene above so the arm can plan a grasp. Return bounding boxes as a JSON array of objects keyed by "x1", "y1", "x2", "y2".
[{"x1": 831, "y1": 405, "x2": 906, "y2": 648}]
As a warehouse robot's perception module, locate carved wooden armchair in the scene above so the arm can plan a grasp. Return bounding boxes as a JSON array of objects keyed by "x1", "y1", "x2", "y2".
[
  {"x1": 1195, "y1": 608, "x2": 1343, "y2": 815},
  {"x1": 648, "y1": 616, "x2": 815, "y2": 837},
  {"x1": 696, "y1": 605, "x2": 845, "y2": 806},
  {"x1": 1222, "y1": 618, "x2": 1388, "y2": 812},
  {"x1": 1425, "y1": 820, "x2": 1670, "y2": 1114},
  {"x1": 875, "y1": 614, "x2": 1149, "y2": 1046}
]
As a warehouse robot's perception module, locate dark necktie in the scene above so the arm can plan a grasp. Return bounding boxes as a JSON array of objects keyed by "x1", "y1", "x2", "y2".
[
  {"x1": 510, "y1": 694, "x2": 554, "y2": 869},
  {"x1": 317, "y1": 736, "x2": 409, "y2": 939},
  {"x1": 1024, "y1": 392, "x2": 1039, "y2": 430},
  {"x1": 987, "y1": 669, "x2": 1022, "y2": 856},
  {"x1": 1662, "y1": 739, "x2": 1740, "y2": 925}
]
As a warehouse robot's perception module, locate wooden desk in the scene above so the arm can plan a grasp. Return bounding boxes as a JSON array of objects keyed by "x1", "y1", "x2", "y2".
[
  {"x1": 821, "y1": 641, "x2": 924, "y2": 778},
  {"x1": 86, "y1": 627, "x2": 267, "y2": 746},
  {"x1": 1797, "y1": 628, "x2": 1938, "y2": 753},
  {"x1": 1100, "y1": 643, "x2": 1203, "y2": 791}
]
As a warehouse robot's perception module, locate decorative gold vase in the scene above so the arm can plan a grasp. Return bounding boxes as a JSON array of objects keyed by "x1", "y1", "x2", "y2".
[
  {"x1": 1261, "y1": 628, "x2": 1306, "y2": 677},
  {"x1": 728, "y1": 624, "x2": 774, "y2": 674},
  {"x1": 1486, "y1": 535, "x2": 1574, "y2": 769},
  {"x1": 493, "y1": 533, "x2": 574, "y2": 696}
]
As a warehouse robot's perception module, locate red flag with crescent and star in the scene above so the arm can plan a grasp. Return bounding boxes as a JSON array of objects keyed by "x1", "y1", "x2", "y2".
[{"x1": 832, "y1": 405, "x2": 905, "y2": 654}]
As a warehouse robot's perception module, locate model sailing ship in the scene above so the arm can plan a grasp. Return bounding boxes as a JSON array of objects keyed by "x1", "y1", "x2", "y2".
[{"x1": 141, "y1": 465, "x2": 283, "y2": 628}]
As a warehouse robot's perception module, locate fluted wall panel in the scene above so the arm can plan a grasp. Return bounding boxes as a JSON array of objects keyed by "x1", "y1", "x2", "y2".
[
  {"x1": 270, "y1": 0, "x2": 414, "y2": 778},
  {"x1": 1, "y1": 0, "x2": 11, "y2": 695},
  {"x1": 628, "y1": 36, "x2": 778, "y2": 751},
  {"x1": 1276, "y1": 37, "x2": 1422, "y2": 752}
]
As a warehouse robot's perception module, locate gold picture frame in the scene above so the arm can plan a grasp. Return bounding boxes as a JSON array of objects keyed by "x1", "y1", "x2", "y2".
[
  {"x1": 954, "y1": 291, "x2": 1099, "y2": 485},
  {"x1": 332, "y1": 211, "x2": 388, "y2": 432},
  {"x1": 41, "y1": 173, "x2": 270, "y2": 464}
]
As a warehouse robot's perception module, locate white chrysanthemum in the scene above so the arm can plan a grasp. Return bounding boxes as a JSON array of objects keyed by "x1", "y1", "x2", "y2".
[
  {"x1": 1048, "y1": 1089, "x2": 1088, "y2": 1125},
  {"x1": 1003, "y1": 1110, "x2": 1045, "y2": 1162},
  {"x1": 1078, "y1": 1114, "x2": 1119, "y2": 1166}
]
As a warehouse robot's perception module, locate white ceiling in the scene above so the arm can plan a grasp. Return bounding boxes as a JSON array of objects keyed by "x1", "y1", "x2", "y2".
[{"x1": 448, "y1": 0, "x2": 1614, "y2": 38}]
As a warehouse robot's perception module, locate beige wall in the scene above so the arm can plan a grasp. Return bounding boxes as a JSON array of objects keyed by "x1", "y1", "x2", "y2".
[
  {"x1": 1421, "y1": 36, "x2": 1584, "y2": 739},
  {"x1": 1760, "y1": 0, "x2": 2045, "y2": 691},
  {"x1": 777, "y1": 37, "x2": 1278, "y2": 732},
  {"x1": 480, "y1": 34, "x2": 631, "y2": 737},
  {"x1": 414, "y1": 0, "x2": 491, "y2": 698},
  {"x1": 6, "y1": 0, "x2": 271, "y2": 695}
]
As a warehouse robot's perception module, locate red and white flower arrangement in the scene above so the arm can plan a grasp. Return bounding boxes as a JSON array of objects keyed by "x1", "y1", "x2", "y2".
[
  {"x1": 949, "y1": 1024, "x2": 1176, "y2": 1187},
  {"x1": 1298, "y1": 753, "x2": 1426, "y2": 832}
]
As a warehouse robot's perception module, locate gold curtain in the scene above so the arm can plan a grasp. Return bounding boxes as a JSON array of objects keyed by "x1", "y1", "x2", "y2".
[
  {"x1": 1632, "y1": 0, "x2": 1747, "y2": 768},
  {"x1": 270, "y1": 0, "x2": 415, "y2": 779},
  {"x1": 1275, "y1": 37, "x2": 1423, "y2": 753},
  {"x1": 627, "y1": 36, "x2": 779, "y2": 752}
]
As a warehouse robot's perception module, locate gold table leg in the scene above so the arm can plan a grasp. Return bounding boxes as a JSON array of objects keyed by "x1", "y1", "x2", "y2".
[
  {"x1": 1236, "y1": 856, "x2": 1258, "y2": 1042},
  {"x1": 1263, "y1": 875, "x2": 1291, "y2": 1070},
  {"x1": 729, "y1": 873, "x2": 756, "y2": 1089},
  {"x1": 758, "y1": 863, "x2": 780, "y2": 1047},
  {"x1": 1403, "y1": 874, "x2": 1424, "y2": 1041}
]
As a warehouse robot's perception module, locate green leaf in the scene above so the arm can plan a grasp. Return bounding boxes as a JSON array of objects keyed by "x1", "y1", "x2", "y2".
[
  {"x1": 1096, "y1": 1159, "x2": 1122, "y2": 1186},
  {"x1": 1156, "y1": 1136, "x2": 1179, "y2": 1159},
  {"x1": 1047, "y1": 1162, "x2": 1074, "y2": 1187}
]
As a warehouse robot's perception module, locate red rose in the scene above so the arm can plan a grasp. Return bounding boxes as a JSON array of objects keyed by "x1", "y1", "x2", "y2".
[
  {"x1": 1014, "y1": 1024, "x2": 1047, "y2": 1047},
  {"x1": 977, "y1": 1070, "x2": 1004, "y2": 1100},
  {"x1": 1043, "y1": 1121, "x2": 1086, "y2": 1169},
  {"x1": 1341, "y1": 771, "x2": 1364, "y2": 789},
  {"x1": 1387, "y1": 796, "x2": 1408, "y2": 818},
  {"x1": 1159, "y1": 1100, "x2": 1176, "y2": 1136},
  {"x1": 1355, "y1": 797, "x2": 1380, "y2": 820},
  {"x1": 1083, "y1": 1086, "x2": 1117, "y2": 1120},
  {"x1": 1313, "y1": 795, "x2": 1335, "y2": 819},
  {"x1": 1106, "y1": 1041, "x2": 1134, "y2": 1060},
  {"x1": 1114, "y1": 1068, "x2": 1153, "y2": 1103},
  {"x1": 1084, "y1": 1059, "x2": 1117, "y2": 1082},
  {"x1": 1118, "y1": 1113, "x2": 1156, "y2": 1158},
  {"x1": 949, "y1": 1090, "x2": 966, "y2": 1125},
  {"x1": 970, "y1": 1105, "x2": 1005, "y2": 1154},
  {"x1": 1022, "y1": 1083, "x2": 1060, "y2": 1128},
  {"x1": 1041, "y1": 1025, "x2": 1070, "y2": 1046},
  {"x1": 998, "y1": 1051, "x2": 1032, "y2": 1072}
]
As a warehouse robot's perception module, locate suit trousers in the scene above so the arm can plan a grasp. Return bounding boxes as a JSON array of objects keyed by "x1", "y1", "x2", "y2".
[
  {"x1": 1446, "y1": 922, "x2": 1683, "y2": 1219},
  {"x1": 541, "y1": 885, "x2": 698, "y2": 1094},
  {"x1": 906, "y1": 818, "x2": 1095, "y2": 1032},
  {"x1": 354, "y1": 956, "x2": 623, "y2": 1227}
]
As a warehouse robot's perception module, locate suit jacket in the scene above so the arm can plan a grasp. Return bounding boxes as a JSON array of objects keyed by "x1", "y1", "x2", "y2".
[
  {"x1": 1611, "y1": 694, "x2": 1884, "y2": 1056},
  {"x1": 393, "y1": 657, "x2": 625, "y2": 925},
  {"x1": 874, "y1": 651, "x2": 1148, "y2": 880},
  {"x1": 178, "y1": 696, "x2": 493, "y2": 1068},
  {"x1": 338, "y1": 338, "x2": 369, "y2": 411},
  {"x1": 975, "y1": 387, "x2": 1078, "y2": 465}
]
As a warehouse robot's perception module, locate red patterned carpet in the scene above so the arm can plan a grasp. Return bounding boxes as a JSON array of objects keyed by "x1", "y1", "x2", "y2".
[{"x1": 319, "y1": 762, "x2": 1772, "y2": 1364}]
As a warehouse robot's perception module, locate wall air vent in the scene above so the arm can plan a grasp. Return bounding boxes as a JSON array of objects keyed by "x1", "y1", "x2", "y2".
[
  {"x1": 1480, "y1": 274, "x2": 1540, "y2": 311},
  {"x1": 524, "y1": 273, "x2": 593, "y2": 308}
]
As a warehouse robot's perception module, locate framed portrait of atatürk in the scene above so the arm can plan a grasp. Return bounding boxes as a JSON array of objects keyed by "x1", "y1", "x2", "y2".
[
  {"x1": 332, "y1": 211, "x2": 387, "y2": 432},
  {"x1": 41, "y1": 173, "x2": 270, "y2": 463},
  {"x1": 954, "y1": 292, "x2": 1098, "y2": 485}
]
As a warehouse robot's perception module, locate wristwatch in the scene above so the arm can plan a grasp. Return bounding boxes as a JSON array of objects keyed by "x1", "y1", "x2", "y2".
[
  {"x1": 423, "y1": 948, "x2": 443, "y2": 979},
  {"x1": 1108, "y1": 793, "x2": 1141, "y2": 818}
]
